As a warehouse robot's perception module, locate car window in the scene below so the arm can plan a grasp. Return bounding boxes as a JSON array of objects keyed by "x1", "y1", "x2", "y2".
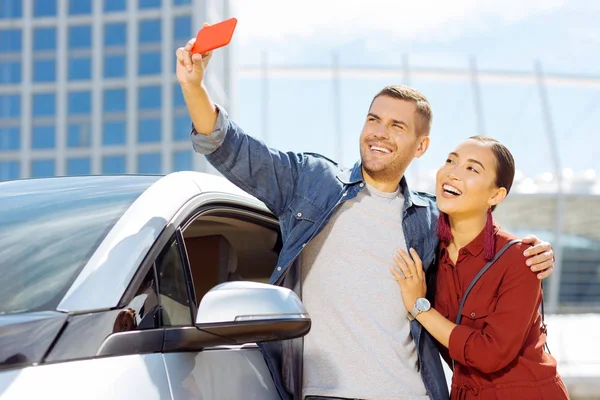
[
  {"x1": 0, "y1": 176, "x2": 160, "y2": 315},
  {"x1": 182, "y1": 210, "x2": 280, "y2": 307},
  {"x1": 156, "y1": 235, "x2": 193, "y2": 326},
  {"x1": 116, "y1": 265, "x2": 161, "y2": 332}
]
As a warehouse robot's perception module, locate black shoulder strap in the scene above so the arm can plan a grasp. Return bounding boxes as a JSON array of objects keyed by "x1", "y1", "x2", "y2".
[{"x1": 454, "y1": 239, "x2": 521, "y2": 325}]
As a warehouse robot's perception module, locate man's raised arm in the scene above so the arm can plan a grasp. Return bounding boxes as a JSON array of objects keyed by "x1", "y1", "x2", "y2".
[
  {"x1": 174, "y1": 27, "x2": 304, "y2": 217},
  {"x1": 175, "y1": 24, "x2": 218, "y2": 135}
]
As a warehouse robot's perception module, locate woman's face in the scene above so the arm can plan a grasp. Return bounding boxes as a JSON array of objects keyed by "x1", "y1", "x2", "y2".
[{"x1": 436, "y1": 139, "x2": 506, "y2": 217}]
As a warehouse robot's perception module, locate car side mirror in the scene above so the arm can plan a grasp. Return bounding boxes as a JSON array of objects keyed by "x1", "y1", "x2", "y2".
[{"x1": 195, "y1": 281, "x2": 311, "y2": 344}]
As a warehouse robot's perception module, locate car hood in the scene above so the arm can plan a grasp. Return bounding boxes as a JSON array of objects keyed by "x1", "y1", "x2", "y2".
[{"x1": 0, "y1": 311, "x2": 68, "y2": 371}]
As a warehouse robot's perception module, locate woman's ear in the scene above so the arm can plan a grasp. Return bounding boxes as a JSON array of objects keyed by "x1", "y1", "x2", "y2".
[{"x1": 488, "y1": 187, "x2": 507, "y2": 208}]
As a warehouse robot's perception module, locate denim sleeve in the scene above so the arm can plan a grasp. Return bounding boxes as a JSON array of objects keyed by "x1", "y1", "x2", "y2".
[
  {"x1": 190, "y1": 104, "x2": 228, "y2": 154},
  {"x1": 190, "y1": 104, "x2": 303, "y2": 217}
]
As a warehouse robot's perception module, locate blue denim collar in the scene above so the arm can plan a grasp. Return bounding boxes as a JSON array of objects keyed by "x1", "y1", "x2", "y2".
[{"x1": 337, "y1": 161, "x2": 429, "y2": 209}]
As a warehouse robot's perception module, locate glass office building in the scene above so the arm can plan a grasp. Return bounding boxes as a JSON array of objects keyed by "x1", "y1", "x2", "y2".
[{"x1": 0, "y1": 0, "x2": 234, "y2": 180}]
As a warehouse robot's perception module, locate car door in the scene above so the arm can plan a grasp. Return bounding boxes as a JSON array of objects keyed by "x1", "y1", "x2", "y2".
[{"x1": 160, "y1": 196, "x2": 284, "y2": 400}]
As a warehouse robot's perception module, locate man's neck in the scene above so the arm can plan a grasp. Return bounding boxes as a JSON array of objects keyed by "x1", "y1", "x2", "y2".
[{"x1": 361, "y1": 167, "x2": 403, "y2": 193}]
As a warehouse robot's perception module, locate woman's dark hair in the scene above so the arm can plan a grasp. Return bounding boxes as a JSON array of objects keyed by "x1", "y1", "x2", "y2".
[{"x1": 468, "y1": 135, "x2": 515, "y2": 212}]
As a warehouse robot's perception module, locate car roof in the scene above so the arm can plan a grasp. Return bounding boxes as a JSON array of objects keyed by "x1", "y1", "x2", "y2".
[{"x1": 49, "y1": 172, "x2": 270, "y2": 313}]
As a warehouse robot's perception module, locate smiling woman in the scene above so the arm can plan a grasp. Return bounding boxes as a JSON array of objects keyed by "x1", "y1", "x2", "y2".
[{"x1": 0, "y1": 176, "x2": 160, "y2": 314}]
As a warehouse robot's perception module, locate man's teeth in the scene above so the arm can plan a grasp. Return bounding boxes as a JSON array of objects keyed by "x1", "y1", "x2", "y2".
[
  {"x1": 370, "y1": 145, "x2": 391, "y2": 154},
  {"x1": 443, "y1": 184, "x2": 462, "y2": 195}
]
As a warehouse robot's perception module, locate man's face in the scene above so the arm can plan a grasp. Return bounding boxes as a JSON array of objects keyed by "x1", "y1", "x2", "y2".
[{"x1": 359, "y1": 96, "x2": 429, "y2": 182}]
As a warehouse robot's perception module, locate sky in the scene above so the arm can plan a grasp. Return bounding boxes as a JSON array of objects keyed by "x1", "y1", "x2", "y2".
[{"x1": 223, "y1": 0, "x2": 600, "y2": 187}]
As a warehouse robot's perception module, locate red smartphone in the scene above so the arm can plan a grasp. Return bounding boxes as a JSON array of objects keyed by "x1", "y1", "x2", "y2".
[{"x1": 191, "y1": 17, "x2": 237, "y2": 55}]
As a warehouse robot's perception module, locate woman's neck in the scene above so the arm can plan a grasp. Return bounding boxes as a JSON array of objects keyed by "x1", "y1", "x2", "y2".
[{"x1": 448, "y1": 212, "x2": 487, "y2": 251}]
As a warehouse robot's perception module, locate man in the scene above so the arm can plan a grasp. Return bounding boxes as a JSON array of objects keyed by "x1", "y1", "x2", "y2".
[{"x1": 175, "y1": 32, "x2": 555, "y2": 400}]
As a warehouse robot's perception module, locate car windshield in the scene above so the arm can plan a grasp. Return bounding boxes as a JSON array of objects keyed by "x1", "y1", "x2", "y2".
[{"x1": 0, "y1": 175, "x2": 161, "y2": 314}]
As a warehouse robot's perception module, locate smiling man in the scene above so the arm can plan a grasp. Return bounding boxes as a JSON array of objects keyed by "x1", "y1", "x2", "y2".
[{"x1": 175, "y1": 37, "x2": 556, "y2": 400}]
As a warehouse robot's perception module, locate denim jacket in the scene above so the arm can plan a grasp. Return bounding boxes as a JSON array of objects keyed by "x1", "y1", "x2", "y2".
[{"x1": 190, "y1": 105, "x2": 449, "y2": 400}]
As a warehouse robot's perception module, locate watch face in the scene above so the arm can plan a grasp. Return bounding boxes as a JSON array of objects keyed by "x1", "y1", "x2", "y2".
[{"x1": 416, "y1": 298, "x2": 431, "y2": 312}]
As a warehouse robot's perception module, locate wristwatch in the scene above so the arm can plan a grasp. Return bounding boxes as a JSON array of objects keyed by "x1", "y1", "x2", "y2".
[{"x1": 408, "y1": 298, "x2": 431, "y2": 321}]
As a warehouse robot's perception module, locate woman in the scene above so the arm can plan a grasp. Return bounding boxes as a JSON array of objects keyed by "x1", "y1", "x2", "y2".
[{"x1": 390, "y1": 136, "x2": 568, "y2": 399}]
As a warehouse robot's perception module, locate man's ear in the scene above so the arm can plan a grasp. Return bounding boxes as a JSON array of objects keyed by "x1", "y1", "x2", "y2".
[{"x1": 415, "y1": 136, "x2": 430, "y2": 159}]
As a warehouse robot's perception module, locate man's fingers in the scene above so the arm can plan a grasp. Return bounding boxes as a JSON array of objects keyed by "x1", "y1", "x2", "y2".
[
  {"x1": 520, "y1": 234, "x2": 538, "y2": 245},
  {"x1": 524, "y1": 242, "x2": 550, "y2": 257},
  {"x1": 175, "y1": 47, "x2": 184, "y2": 63},
  {"x1": 530, "y1": 257, "x2": 554, "y2": 273},
  {"x1": 536, "y1": 265, "x2": 554, "y2": 280},
  {"x1": 525, "y1": 250, "x2": 553, "y2": 267},
  {"x1": 191, "y1": 53, "x2": 204, "y2": 67},
  {"x1": 184, "y1": 38, "x2": 196, "y2": 51}
]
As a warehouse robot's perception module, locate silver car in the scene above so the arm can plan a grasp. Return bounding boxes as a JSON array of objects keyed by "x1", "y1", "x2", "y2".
[{"x1": 0, "y1": 172, "x2": 311, "y2": 399}]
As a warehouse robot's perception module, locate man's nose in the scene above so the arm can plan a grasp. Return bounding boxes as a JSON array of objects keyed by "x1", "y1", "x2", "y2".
[{"x1": 371, "y1": 126, "x2": 389, "y2": 139}]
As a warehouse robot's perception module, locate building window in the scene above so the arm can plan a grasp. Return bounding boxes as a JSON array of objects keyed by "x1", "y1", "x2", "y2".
[
  {"x1": 173, "y1": 83, "x2": 186, "y2": 108},
  {"x1": 104, "y1": 22, "x2": 127, "y2": 47},
  {"x1": 103, "y1": 88, "x2": 127, "y2": 112},
  {"x1": 104, "y1": 0, "x2": 126, "y2": 13},
  {"x1": 0, "y1": 29, "x2": 21, "y2": 52},
  {"x1": 139, "y1": 20, "x2": 161, "y2": 44},
  {"x1": 0, "y1": 61, "x2": 21, "y2": 83},
  {"x1": 0, "y1": 94, "x2": 20, "y2": 118},
  {"x1": 69, "y1": 26, "x2": 92, "y2": 49},
  {"x1": 173, "y1": 0, "x2": 192, "y2": 5},
  {"x1": 173, "y1": 150, "x2": 192, "y2": 171},
  {"x1": 32, "y1": 125, "x2": 56, "y2": 149},
  {"x1": 0, "y1": 161, "x2": 20, "y2": 181},
  {"x1": 31, "y1": 159, "x2": 55, "y2": 178},
  {"x1": 138, "y1": 117, "x2": 161, "y2": 143},
  {"x1": 68, "y1": 56, "x2": 92, "y2": 81},
  {"x1": 67, "y1": 122, "x2": 92, "y2": 148},
  {"x1": 138, "y1": 51, "x2": 161, "y2": 75},
  {"x1": 68, "y1": 91, "x2": 92, "y2": 116},
  {"x1": 34, "y1": 27, "x2": 57, "y2": 51},
  {"x1": 139, "y1": 0, "x2": 161, "y2": 10},
  {"x1": 173, "y1": 115, "x2": 190, "y2": 141},
  {"x1": 0, "y1": 0, "x2": 22, "y2": 19},
  {"x1": 0, "y1": 127, "x2": 20, "y2": 151},
  {"x1": 34, "y1": 0, "x2": 57, "y2": 17},
  {"x1": 104, "y1": 54, "x2": 126, "y2": 78},
  {"x1": 33, "y1": 58, "x2": 56, "y2": 82},
  {"x1": 138, "y1": 86, "x2": 161, "y2": 110},
  {"x1": 102, "y1": 120, "x2": 126, "y2": 145},
  {"x1": 173, "y1": 16, "x2": 191, "y2": 41},
  {"x1": 67, "y1": 157, "x2": 91, "y2": 175},
  {"x1": 138, "y1": 153, "x2": 161, "y2": 174},
  {"x1": 69, "y1": 0, "x2": 92, "y2": 15},
  {"x1": 33, "y1": 93, "x2": 56, "y2": 117},
  {"x1": 102, "y1": 155, "x2": 126, "y2": 174}
]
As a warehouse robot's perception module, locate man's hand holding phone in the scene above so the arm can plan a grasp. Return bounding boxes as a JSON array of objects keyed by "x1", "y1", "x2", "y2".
[
  {"x1": 175, "y1": 18, "x2": 237, "y2": 134},
  {"x1": 175, "y1": 23, "x2": 213, "y2": 87},
  {"x1": 176, "y1": 18, "x2": 237, "y2": 87}
]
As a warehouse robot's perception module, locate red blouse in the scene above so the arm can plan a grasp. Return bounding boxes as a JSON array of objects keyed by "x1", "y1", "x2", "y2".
[{"x1": 435, "y1": 225, "x2": 569, "y2": 399}]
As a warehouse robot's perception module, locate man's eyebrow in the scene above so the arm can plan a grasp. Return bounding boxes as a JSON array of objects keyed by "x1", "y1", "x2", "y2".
[
  {"x1": 448, "y1": 152, "x2": 486, "y2": 170},
  {"x1": 390, "y1": 119, "x2": 408, "y2": 128},
  {"x1": 367, "y1": 113, "x2": 408, "y2": 128}
]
